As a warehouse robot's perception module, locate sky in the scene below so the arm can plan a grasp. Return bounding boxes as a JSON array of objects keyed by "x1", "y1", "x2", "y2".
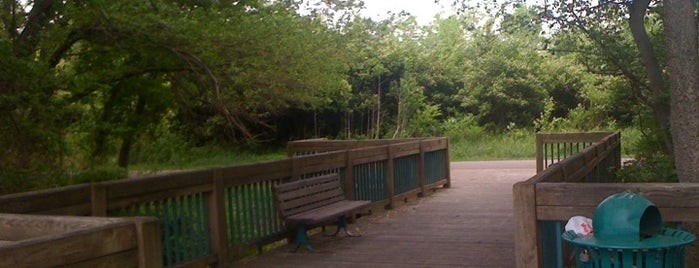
[{"x1": 359, "y1": 0, "x2": 456, "y2": 26}]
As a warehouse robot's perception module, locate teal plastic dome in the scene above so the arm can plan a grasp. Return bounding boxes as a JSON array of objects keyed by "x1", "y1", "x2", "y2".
[{"x1": 592, "y1": 192, "x2": 662, "y2": 244}]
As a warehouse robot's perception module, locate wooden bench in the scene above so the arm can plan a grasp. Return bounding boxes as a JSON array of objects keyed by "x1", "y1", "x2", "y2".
[{"x1": 273, "y1": 173, "x2": 371, "y2": 252}]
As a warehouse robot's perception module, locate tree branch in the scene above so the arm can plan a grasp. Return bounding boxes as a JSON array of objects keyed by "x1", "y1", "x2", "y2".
[{"x1": 13, "y1": 0, "x2": 55, "y2": 57}]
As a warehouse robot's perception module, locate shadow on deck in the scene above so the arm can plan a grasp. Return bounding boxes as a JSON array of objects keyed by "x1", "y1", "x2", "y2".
[{"x1": 233, "y1": 160, "x2": 535, "y2": 267}]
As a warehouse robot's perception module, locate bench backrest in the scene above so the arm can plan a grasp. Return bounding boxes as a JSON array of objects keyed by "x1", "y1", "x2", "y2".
[{"x1": 273, "y1": 174, "x2": 346, "y2": 219}]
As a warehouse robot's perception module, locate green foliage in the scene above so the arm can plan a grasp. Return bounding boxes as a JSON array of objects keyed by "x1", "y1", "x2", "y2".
[
  {"x1": 442, "y1": 115, "x2": 485, "y2": 144},
  {"x1": 69, "y1": 166, "x2": 128, "y2": 185},
  {"x1": 1, "y1": 0, "x2": 680, "y2": 193},
  {"x1": 616, "y1": 156, "x2": 677, "y2": 183},
  {"x1": 129, "y1": 131, "x2": 285, "y2": 172}
]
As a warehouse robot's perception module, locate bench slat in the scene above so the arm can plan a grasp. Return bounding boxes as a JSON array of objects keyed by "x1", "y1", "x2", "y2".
[
  {"x1": 281, "y1": 195, "x2": 346, "y2": 217},
  {"x1": 274, "y1": 174, "x2": 339, "y2": 193},
  {"x1": 286, "y1": 200, "x2": 371, "y2": 225},
  {"x1": 276, "y1": 181, "x2": 343, "y2": 202}
]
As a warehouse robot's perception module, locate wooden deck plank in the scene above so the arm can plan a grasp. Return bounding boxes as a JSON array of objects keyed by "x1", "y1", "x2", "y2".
[{"x1": 233, "y1": 160, "x2": 535, "y2": 267}]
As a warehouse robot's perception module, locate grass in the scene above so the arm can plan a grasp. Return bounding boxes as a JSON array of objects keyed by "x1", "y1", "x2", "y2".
[
  {"x1": 127, "y1": 127, "x2": 639, "y2": 174},
  {"x1": 129, "y1": 145, "x2": 287, "y2": 175},
  {"x1": 449, "y1": 129, "x2": 535, "y2": 161}
]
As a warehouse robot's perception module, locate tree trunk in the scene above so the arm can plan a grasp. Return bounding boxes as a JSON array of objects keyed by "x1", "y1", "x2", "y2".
[
  {"x1": 665, "y1": 1, "x2": 699, "y2": 182},
  {"x1": 118, "y1": 95, "x2": 146, "y2": 168},
  {"x1": 629, "y1": 0, "x2": 673, "y2": 154},
  {"x1": 664, "y1": 0, "x2": 699, "y2": 265},
  {"x1": 376, "y1": 75, "x2": 382, "y2": 139}
]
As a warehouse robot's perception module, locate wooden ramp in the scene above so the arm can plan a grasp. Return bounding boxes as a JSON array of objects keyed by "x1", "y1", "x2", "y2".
[{"x1": 233, "y1": 160, "x2": 535, "y2": 267}]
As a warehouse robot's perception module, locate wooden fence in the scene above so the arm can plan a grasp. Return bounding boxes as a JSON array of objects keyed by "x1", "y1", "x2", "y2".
[
  {"x1": 0, "y1": 137, "x2": 450, "y2": 267},
  {"x1": 515, "y1": 132, "x2": 699, "y2": 267},
  {"x1": 0, "y1": 214, "x2": 161, "y2": 267}
]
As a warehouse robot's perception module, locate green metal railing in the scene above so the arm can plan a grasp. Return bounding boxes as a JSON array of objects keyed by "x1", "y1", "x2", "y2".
[
  {"x1": 394, "y1": 155, "x2": 419, "y2": 195},
  {"x1": 425, "y1": 150, "x2": 448, "y2": 185},
  {"x1": 354, "y1": 161, "x2": 388, "y2": 202}
]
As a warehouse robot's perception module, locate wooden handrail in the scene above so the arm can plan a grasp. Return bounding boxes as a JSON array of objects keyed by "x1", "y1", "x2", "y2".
[
  {"x1": 0, "y1": 214, "x2": 161, "y2": 267},
  {"x1": 0, "y1": 137, "x2": 450, "y2": 267},
  {"x1": 516, "y1": 131, "x2": 699, "y2": 267}
]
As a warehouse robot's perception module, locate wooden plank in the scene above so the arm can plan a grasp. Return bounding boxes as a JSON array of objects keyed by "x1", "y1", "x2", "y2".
[
  {"x1": 297, "y1": 152, "x2": 347, "y2": 173},
  {"x1": 286, "y1": 139, "x2": 422, "y2": 155},
  {"x1": 513, "y1": 182, "x2": 539, "y2": 268},
  {"x1": 273, "y1": 174, "x2": 339, "y2": 192},
  {"x1": 103, "y1": 169, "x2": 213, "y2": 200},
  {"x1": 0, "y1": 184, "x2": 91, "y2": 214},
  {"x1": 537, "y1": 132, "x2": 615, "y2": 143},
  {"x1": 419, "y1": 138, "x2": 449, "y2": 151},
  {"x1": 32, "y1": 203, "x2": 93, "y2": 216},
  {"x1": 66, "y1": 249, "x2": 139, "y2": 268},
  {"x1": 280, "y1": 192, "x2": 345, "y2": 216},
  {"x1": 106, "y1": 184, "x2": 213, "y2": 210},
  {"x1": 537, "y1": 206, "x2": 699, "y2": 222},
  {"x1": 536, "y1": 183, "x2": 699, "y2": 207},
  {"x1": 389, "y1": 142, "x2": 420, "y2": 158},
  {"x1": 218, "y1": 159, "x2": 293, "y2": 187},
  {"x1": 349, "y1": 146, "x2": 390, "y2": 165},
  {"x1": 0, "y1": 223, "x2": 137, "y2": 267},
  {"x1": 285, "y1": 200, "x2": 371, "y2": 225},
  {"x1": 0, "y1": 214, "x2": 130, "y2": 241}
]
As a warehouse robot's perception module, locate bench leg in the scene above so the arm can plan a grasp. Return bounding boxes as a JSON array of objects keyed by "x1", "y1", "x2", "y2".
[
  {"x1": 293, "y1": 224, "x2": 316, "y2": 253},
  {"x1": 324, "y1": 216, "x2": 361, "y2": 237}
]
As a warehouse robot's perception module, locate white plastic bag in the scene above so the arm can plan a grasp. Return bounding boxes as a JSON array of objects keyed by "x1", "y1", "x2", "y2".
[{"x1": 565, "y1": 216, "x2": 593, "y2": 236}]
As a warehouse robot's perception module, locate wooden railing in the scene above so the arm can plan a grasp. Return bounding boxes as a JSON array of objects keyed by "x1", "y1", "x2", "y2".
[
  {"x1": 0, "y1": 214, "x2": 161, "y2": 267},
  {"x1": 0, "y1": 137, "x2": 450, "y2": 267},
  {"x1": 514, "y1": 132, "x2": 699, "y2": 267}
]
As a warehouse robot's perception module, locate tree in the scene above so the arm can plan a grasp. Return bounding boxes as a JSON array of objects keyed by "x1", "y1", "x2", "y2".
[{"x1": 0, "y1": 0, "x2": 354, "y2": 193}]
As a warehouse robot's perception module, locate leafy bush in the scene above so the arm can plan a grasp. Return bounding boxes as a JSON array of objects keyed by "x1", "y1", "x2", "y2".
[
  {"x1": 616, "y1": 126, "x2": 676, "y2": 183},
  {"x1": 442, "y1": 115, "x2": 485, "y2": 144},
  {"x1": 616, "y1": 156, "x2": 677, "y2": 183}
]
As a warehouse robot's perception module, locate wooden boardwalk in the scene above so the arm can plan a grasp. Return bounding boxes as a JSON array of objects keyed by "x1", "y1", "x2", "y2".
[{"x1": 233, "y1": 160, "x2": 535, "y2": 268}]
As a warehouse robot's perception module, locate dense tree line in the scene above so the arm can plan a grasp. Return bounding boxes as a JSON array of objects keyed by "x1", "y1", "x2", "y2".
[{"x1": 1, "y1": 0, "x2": 694, "y2": 199}]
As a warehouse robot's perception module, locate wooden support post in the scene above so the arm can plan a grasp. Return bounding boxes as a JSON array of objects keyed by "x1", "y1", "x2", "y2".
[
  {"x1": 209, "y1": 170, "x2": 229, "y2": 267},
  {"x1": 91, "y1": 184, "x2": 107, "y2": 217},
  {"x1": 290, "y1": 156, "x2": 300, "y2": 181},
  {"x1": 417, "y1": 141, "x2": 426, "y2": 197},
  {"x1": 443, "y1": 138, "x2": 451, "y2": 188},
  {"x1": 344, "y1": 150, "x2": 356, "y2": 200},
  {"x1": 386, "y1": 145, "x2": 395, "y2": 209},
  {"x1": 536, "y1": 133, "x2": 544, "y2": 173},
  {"x1": 513, "y1": 182, "x2": 539, "y2": 268},
  {"x1": 133, "y1": 217, "x2": 164, "y2": 268}
]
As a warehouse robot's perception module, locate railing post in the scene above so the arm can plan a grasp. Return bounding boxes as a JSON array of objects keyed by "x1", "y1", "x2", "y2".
[
  {"x1": 133, "y1": 217, "x2": 164, "y2": 268},
  {"x1": 513, "y1": 181, "x2": 540, "y2": 268},
  {"x1": 417, "y1": 141, "x2": 426, "y2": 197},
  {"x1": 291, "y1": 156, "x2": 301, "y2": 181},
  {"x1": 91, "y1": 184, "x2": 107, "y2": 217},
  {"x1": 209, "y1": 170, "x2": 229, "y2": 267},
  {"x1": 386, "y1": 145, "x2": 395, "y2": 209},
  {"x1": 344, "y1": 150, "x2": 356, "y2": 200},
  {"x1": 444, "y1": 138, "x2": 451, "y2": 188},
  {"x1": 536, "y1": 133, "x2": 544, "y2": 173}
]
